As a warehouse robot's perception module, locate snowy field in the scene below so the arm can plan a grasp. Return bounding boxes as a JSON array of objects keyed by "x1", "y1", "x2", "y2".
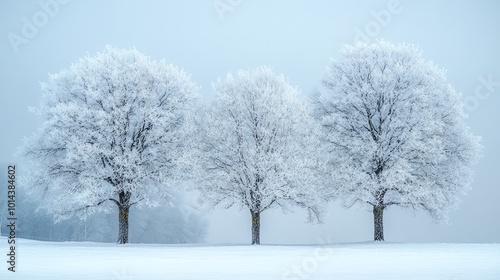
[{"x1": 1, "y1": 237, "x2": 499, "y2": 280}]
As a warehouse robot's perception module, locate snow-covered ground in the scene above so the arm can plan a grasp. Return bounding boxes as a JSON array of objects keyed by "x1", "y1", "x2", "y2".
[{"x1": 1, "y1": 237, "x2": 499, "y2": 279}]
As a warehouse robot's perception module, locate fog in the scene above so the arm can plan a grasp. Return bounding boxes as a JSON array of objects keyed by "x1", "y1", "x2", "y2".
[{"x1": 1, "y1": 0, "x2": 499, "y2": 244}]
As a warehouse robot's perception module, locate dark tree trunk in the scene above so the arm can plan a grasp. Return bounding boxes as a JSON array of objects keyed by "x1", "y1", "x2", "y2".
[
  {"x1": 373, "y1": 204, "x2": 385, "y2": 241},
  {"x1": 117, "y1": 205, "x2": 130, "y2": 244},
  {"x1": 116, "y1": 190, "x2": 132, "y2": 244},
  {"x1": 250, "y1": 210, "x2": 260, "y2": 245}
]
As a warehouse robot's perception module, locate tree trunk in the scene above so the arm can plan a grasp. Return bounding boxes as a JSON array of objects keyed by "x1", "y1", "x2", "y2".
[
  {"x1": 373, "y1": 205, "x2": 384, "y2": 241},
  {"x1": 117, "y1": 205, "x2": 130, "y2": 244},
  {"x1": 250, "y1": 210, "x2": 260, "y2": 245}
]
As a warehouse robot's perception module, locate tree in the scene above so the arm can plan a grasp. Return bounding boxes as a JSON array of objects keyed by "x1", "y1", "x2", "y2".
[
  {"x1": 315, "y1": 41, "x2": 482, "y2": 241},
  {"x1": 194, "y1": 67, "x2": 325, "y2": 245},
  {"x1": 19, "y1": 46, "x2": 198, "y2": 244}
]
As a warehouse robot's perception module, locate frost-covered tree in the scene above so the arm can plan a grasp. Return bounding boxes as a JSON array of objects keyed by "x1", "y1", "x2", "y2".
[
  {"x1": 19, "y1": 46, "x2": 198, "y2": 244},
  {"x1": 195, "y1": 67, "x2": 325, "y2": 245},
  {"x1": 315, "y1": 41, "x2": 482, "y2": 241}
]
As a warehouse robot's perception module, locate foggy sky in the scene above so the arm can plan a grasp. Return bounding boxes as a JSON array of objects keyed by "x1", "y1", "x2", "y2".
[{"x1": 1, "y1": 0, "x2": 499, "y2": 244}]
